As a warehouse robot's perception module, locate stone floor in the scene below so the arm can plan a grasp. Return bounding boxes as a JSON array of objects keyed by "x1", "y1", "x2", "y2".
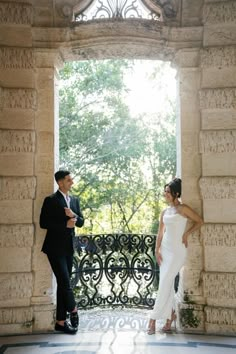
[{"x1": 0, "y1": 309, "x2": 236, "y2": 354}]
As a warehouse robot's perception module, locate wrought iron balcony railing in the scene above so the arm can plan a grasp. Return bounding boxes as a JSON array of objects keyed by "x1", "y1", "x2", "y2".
[{"x1": 72, "y1": 233, "x2": 160, "y2": 309}]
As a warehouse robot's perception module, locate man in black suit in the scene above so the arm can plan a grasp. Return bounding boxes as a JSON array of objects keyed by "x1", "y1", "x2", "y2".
[{"x1": 40, "y1": 170, "x2": 84, "y2": 334}]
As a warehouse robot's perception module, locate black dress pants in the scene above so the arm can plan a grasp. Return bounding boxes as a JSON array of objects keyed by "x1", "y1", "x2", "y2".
[{"x1": 47, "y1": 254, "x2": 76, "y2": 321}]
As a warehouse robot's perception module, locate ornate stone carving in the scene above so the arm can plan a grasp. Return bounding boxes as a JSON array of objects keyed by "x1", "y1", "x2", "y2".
[
  {"x1": 199, "y1": 177, "x2": 236, "y2": 199},
  {"x1": 0, "y1": 307, "x2": 33, "y2": 324},
  {"x1": 0, "y1": 273, "x2": 32, "y2": 301},
  {"x1": 203, "y1": 272, "x2": 236, "y2": 299},
  {"x1": 1, "y1": 89, "x2": 37, "y2": 110},
  {"x1": 56, "y1": 2, "x2": 74, "y2": 19},
  {"x1": 0, "y1": 131, "x2": 35, "y2": 153},
  {"x1": 202, "y1": 224, "x2": 236, "y2": 247},
  {"x1": 201, "y1": 46, "x2": 236, "y2": 67},
  {"x1": 205, "y1": 306, "x2": 236, "y2": 325},
  {"x1": 204, "y1": 26, "x2": 236, "y2": 47},
  {"x1": 0, "y1": 177, "x2": 36, "y2": 200},
  {"x1": 203, "y1": 1, "x2": 236, "y2": 24},
  {"x1": 0, "y1": 48, "x2": 35, "y2": 69},
  {"x1": 199, "y1": 88, "x2": 236, "y2": 110},
  {"x1": 0, "y1": 2, "x2": 32, "y2": 25},
  {"x1": 71, "y1": 43, "x2": 174, "y2": 61},
  {"x1": 0, "y1": 225, "x2": 34, "y2": 248},
  {"x1": 200, "y1": 130, "x2": 236, "y2": 153}
]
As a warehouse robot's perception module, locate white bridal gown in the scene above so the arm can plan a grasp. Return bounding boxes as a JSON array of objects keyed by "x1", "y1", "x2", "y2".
[{"x1": 150, "y1": 207, "x2": 188, "y2": 321}]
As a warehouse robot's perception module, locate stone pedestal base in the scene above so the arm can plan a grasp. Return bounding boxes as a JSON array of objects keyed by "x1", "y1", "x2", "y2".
[{"x1": 33, "y1": 304, "x2": 56, "y2": 332}]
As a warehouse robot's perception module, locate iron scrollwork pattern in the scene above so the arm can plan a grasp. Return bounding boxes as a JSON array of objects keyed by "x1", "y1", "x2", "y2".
[
  {"x1": 74, "y1": 0, "x2": 162, "y2": 21},
  {"x1": 72, "y1": 233, "x2": 159, "y2": 309}
]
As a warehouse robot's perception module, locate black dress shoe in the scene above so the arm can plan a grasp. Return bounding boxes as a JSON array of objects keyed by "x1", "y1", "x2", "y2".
[
  {"x1": 55, "y1": 321, "x2": 77, "y2": 334},
  {"x1": 70, "y1": 312, "x2": 79, "y2": 328}
]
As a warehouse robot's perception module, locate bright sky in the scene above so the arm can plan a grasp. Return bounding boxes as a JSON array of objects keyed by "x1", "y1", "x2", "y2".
[{"x1": 124, "y1": 60, "x2": 177, "y2": 116}]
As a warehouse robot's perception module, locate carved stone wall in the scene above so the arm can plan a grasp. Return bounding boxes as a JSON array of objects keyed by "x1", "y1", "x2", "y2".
[
  {"x1": 205, "y1": 307, "x2": 236, "y2": 334},
  {"x1": 199, "y1": 0, "x2": 236, "y2": 335},
  {"x1": 0, "y1": 2, "x2": 32, "y2": 25},
  {"x1": 0, "y1": 0, "x2": 235, "y2": 336},
  {"x1": 0, "y1": 47, "x2": 35, "y2": 69},
  {"x1": 173, "y1": 47, "x2": 204, "y2": 333},
  {"x1": 0, "y1": 0, "x2": 55, "y2": 335},
  {"x1": 203, "y1": 0, "x2": 236, "y2": 46}
]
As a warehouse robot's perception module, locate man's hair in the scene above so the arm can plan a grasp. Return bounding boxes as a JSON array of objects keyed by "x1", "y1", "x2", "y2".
[{"x1": 54, "y1": 170, "x2": 70, "y2": 182}]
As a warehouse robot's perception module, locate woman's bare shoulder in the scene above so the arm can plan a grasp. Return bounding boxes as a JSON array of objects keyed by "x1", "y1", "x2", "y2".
[
  {"x1": 161, "y1": 207, "x2": 168, "y2": 214},
  {"x1": 177, "y1": 203, "x2": 191, "y2": 215},
  {"x1": 178, "y1": 203, "x2": 203, "y2": 222},
  {"x1": 160, "y1": 208, "x2": 168, "y2": 218}
]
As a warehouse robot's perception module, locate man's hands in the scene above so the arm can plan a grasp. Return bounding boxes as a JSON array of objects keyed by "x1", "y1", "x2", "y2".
[
  {"x1": 64, "y1": 207, "x2": 75, "y2": 218},
  {"x1": 65, "y1": 207, "x2": 77, "y2": 228},
  {"x1": 67, "y1": 217, "x2": 77, "y2": 228}
]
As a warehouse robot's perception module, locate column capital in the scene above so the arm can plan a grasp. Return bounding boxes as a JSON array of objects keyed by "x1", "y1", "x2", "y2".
[
  {"x1": 173, "y1": 48, "x2": 200, "y2": 69},
  {"x1": 34, "y1": 48, "x2": 64, "y2": 70}
]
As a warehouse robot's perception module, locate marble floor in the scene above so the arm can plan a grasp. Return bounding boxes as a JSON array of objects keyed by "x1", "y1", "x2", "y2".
[{"x1": 0, "y1": 309, "x2": 236, "y2": 354}]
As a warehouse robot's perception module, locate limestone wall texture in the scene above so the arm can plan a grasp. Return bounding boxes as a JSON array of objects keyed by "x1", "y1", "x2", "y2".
[
  {"x1": 198, "y1": 0, "x2": 236, "y2": 335},
  {"x1": 0, "y1": 0, "x2": 56, "y2": 335},
  {"x1": 0, "y1": 0, "x2": 235, "y2": 335}
]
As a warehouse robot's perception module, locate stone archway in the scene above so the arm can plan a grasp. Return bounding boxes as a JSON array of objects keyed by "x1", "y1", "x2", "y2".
[{"x1": 0, "y1": 0, "x2": 236, "y2": 335}]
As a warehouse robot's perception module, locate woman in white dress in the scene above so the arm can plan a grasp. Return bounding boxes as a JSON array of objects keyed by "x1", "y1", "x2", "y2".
[{"x1": 147, "y1": 178, "x2": 203, "y2": 334}]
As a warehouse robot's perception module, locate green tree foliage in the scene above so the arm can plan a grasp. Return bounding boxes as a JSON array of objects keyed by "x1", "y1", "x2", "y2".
[
  {"x1": 144, "y1": 108, "x2": 176, "y2": 233},
  {"x1": 59, "y1": 59, "x2": 176, "y2": 234},
  {"x1": 60, "y1": 60, "x2": 144, "y2": 174}
]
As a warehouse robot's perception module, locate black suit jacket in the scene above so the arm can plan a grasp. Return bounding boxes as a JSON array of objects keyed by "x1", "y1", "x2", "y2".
[{"x1": 40, "y1": 190, "x2": 84, "y2": 256}]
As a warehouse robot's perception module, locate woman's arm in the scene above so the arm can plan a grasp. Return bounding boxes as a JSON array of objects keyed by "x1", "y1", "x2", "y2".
[
  {"x1": 155, "y1": 210, "x2": 166, "y2": 265},
  {"x1": 180, "y1": 204, "x2": 204, "y2": 247}
]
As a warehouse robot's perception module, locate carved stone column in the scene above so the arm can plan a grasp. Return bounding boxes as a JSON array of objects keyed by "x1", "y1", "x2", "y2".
[
  {"x1": 31, "y1": 49, "x2": 63, "y2": 332},
  {"x1": 173, "y1": 48, "x2": 204, "y2": 332},
  {"x1": 0, "y1": 0, "x2": 37, "y2": 335},
  {"x1": 198, "y1": 0, "x2": 236, "y2": 335},
  {"x1": 0, "y1": 0, "x2": 61, "y2": 334}
]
